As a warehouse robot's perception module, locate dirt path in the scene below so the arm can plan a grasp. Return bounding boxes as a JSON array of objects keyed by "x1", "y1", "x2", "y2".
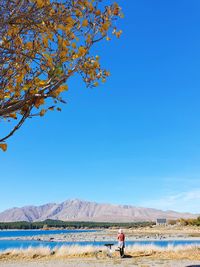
[{"x1": 0, "y1": 258, "x2": 200, "y2": 267}]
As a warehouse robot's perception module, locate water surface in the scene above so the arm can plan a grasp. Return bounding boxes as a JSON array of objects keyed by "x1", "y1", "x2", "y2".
[
  {"x1": 0, "y1": 229, "x2": 95, "y2": 238},
  {"x1": 0, "y1": 239, "x2": 200, "y2": 251},
  {"x1": 0, "y1": 230, "x2": 200, "y2": 251}
]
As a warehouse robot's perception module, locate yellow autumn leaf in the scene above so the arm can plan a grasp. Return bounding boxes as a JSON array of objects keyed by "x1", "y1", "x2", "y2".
[
  {"x1": 53, "y1": 84, "x2": 68, "y2": 97},
  {"x1": 104, "y1": 71, "x2": 110, "y2": 76},
  {"x1": 65, "y1": 17, "x2": 75, "y2": 27},
  {"x1": 40, "y1": 109, "x2": 46, "y2": 116},
  {"x1": 82, "y1": 19, "x2": 88, "y2": 27},
  {"x1": 44, "y1": 54, "x2": 54, "y2": 68},
  {"x1": 26, "y1": 42, "x2": 33, "y2": 49},
  {"x1": 75, "y1": 9, "x2": 82, "y2": 17},
  {"x1": 35, "y1": 98, "x2": 45, "y2": 108},
  {"x1": 0, "y1": 143, "x2": 7, "y2": 152},
  {"x1": 16, "y1": 75, "x2": 23, "y2": 84},
  {"x1": 93, "y1": 61, "x2": 99, "y2": 68},
  {"x1": 36, "y1": 0, "x2": 44, "y2": 8},
  {"x1": 47, "y1": 57, "x2": 54, "y2": 68},
  {"x1": 38, "y1": 80, "x2": 46, "y2": 86},
  {"x1": 63, "y1": 40, "x2": 70, "y2": 47},
  {"x1": 9, "y1": 113, "x2": 17, "y2": 119},
  {"x1": 115, "y1": 30, "x2": 123, "y2": 38},
  {"x1": 22, "y1": 85, "x2": 30, "y2": 91},
  {"x1": 86, "y1": 34, "x2": 92, "y2": 44},
  {"x1": 43, "y1": 37, "x2": 48, "y2": 47},
  {"x1": 113, "y1": 4, "x2": 120, "y2": 16},
  {"x1": 102, "y1": 22, "x2": 110, "y2": 31},
  {"x1": 58, "y1": 24, "x2": 66, "y2": 31},
  {"x1": 60, "y1": 51, "x2": 67, "y2": 58},
  {"x1": 95, "y1": 10, "x2": 101, "y2": 16},
  {"x1": 4, "y1": 93, "x2": 10, "y2": 99},
  {"x1": 71, "y1": 42, "x2": 76, "y2": 49},
  {"x1": 59, "y1": 84, "x2": 68, "y2": 91},
  {"x1": 78, "y1": 46, "x2": 87, "y2": 57}
]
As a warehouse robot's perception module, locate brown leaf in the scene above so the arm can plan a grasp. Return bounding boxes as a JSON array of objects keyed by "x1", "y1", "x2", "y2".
[{"x1": 0, "y1": 143, "x2": 7, "y2": 152}]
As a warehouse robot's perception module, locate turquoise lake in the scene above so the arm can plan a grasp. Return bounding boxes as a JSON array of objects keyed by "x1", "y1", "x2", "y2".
[
  {"x1": 0, "y1": 230, "x2": 200, "y2": 251},
  {"x1": 0, "y1": 229, "x2": 95, "y2": 238}
]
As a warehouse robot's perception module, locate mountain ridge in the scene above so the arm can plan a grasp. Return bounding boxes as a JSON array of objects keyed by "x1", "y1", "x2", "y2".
[{"x1": 0, "y1": 199, "x2": 197, "y2": 223}]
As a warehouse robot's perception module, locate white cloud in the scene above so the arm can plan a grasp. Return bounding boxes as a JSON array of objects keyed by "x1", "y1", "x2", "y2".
[{"x1": 140, "y1": 189, "x2": 200, "y2": 214}]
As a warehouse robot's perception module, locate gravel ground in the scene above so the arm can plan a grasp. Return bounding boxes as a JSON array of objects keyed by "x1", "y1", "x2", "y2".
[{"x1": 0, "y1": 258, "x2": 200, "y2": 267}]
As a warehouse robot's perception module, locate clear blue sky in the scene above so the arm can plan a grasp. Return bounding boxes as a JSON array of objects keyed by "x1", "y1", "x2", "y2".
[{"x1": 0, "y1": 0, "x2": 200, "y2": 213}]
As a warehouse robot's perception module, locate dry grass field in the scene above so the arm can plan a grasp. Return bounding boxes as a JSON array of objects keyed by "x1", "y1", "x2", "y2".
[{"x1": 0, "y1": 244, "x2": 199, "y2": 259}]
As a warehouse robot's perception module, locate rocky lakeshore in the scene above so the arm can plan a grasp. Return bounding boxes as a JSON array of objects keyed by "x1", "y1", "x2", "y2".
[{"x1": 1, "y1": 226, "x2": 199, "y2": 243}]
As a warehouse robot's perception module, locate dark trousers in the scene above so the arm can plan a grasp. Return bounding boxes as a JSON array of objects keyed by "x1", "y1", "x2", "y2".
[{"x1": 119, "y1": 246, "x2": 124, "y2": 257}]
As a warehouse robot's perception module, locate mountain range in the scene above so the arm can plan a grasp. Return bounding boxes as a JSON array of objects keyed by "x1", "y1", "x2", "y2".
[{"x1": 0, "y1": 199, "x2": 197, "y2": 223}]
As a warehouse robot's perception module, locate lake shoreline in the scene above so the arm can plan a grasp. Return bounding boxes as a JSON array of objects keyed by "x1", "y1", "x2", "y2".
[{"x1": 1, "y1": 226, "x2": 200, "y2": 243}]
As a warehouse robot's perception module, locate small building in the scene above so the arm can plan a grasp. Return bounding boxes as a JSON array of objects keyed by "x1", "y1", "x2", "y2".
[{"x1": 156, "y1": 218, "x2": 167, "y2": 226}]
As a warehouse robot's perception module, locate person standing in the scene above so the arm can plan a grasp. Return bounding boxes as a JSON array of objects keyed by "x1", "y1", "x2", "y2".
[{"x1": 117, "y1": 229, "x2": 125, "y2": 258}]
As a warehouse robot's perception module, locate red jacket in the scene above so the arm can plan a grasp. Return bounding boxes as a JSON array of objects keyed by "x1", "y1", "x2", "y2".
[{"x1": 118, "y1": 233, "x2": 125, "y2": 242}]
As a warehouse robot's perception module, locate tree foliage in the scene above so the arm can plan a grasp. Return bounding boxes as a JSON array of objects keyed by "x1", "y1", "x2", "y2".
[
  {"x1": 0, "y1": 0, "x2": 122, "y2": 150},
  {"x1": 0, "y1": 219, "x2": 155, "y2": 229},
  {"x1": 178, "y1": 217, "x2": 200, "y2": 226}
]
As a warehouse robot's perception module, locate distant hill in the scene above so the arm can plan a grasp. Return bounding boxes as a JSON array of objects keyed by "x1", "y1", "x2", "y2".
[{"x1": 0, "y1": 199, "x2": 197, "y2": 222}]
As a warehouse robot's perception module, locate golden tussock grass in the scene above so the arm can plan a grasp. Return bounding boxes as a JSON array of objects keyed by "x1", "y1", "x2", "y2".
[
  {"x1": 0, "y1": 244, "x2": 200, "y2": 261},
  {"x1": 125, "y1": 244, "x2": 200, "y2": 260}
]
